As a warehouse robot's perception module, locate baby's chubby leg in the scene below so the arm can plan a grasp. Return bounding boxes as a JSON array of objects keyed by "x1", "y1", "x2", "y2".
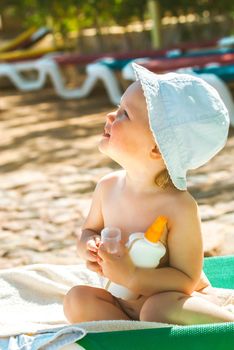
[
  {"x1": 139, "y1": 291, "x2": 234, "y2": 325},
  {"x1": 63, "y1": 285, "x2": 130, "y2": 323}
]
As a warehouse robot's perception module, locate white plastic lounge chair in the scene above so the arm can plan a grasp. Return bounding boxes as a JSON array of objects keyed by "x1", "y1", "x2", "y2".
[
  {"x1": 2, "y1": 55, "x2": 234, "y2": 127},
  {"x1": 0, "y1": 60, "x2": 47, "y2": 91},
  {"x1": 218, "y1": 36, "x2": 234, "y2": 48},
  {"x1": 0, "y1": 56, "x2": 122, "y2": 105}
]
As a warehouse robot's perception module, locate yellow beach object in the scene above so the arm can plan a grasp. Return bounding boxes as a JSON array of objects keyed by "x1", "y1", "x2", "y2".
[
  {"x1": 0, "y1": 27, "x2": 36, "y2": 53},
  {"x1": 144, "y1": 216, "x2": 167, "y2": 243},
  {"x1": 0, "y1": 47, "x2": 57, "y2": 62}
]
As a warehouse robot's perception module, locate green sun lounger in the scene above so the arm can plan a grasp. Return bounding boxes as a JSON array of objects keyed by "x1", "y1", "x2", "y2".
[
  {"x1": 195, "y1": 65, "x2": 234, "y2": 83},
  {"x1": 77, "y1": 255, "x2": 234, "y2": 350}
]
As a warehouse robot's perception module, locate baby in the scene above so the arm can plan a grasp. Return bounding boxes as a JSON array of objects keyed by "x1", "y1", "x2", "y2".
[{"x1": 63, "y1": 63, "x2": 234, "y2": 325}]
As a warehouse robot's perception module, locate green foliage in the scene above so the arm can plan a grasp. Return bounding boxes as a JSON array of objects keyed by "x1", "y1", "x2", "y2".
[
  {"x1": 111, "y1": 0, "x2": 148, "y2": 24},
  {"x1": 160, "y1": 0, "x2": 234, "y2": 15},
  {"x1": 1, "y1": 0, "x2": 234, "y2": 36},
  {"x1": 1, "y1": 0, "x2": 150, "y2": 37}
]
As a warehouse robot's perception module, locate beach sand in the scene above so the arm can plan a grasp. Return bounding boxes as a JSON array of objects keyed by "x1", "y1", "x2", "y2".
[{"x1": 0, "y1": 86, "x2": 234, "y2": 269}]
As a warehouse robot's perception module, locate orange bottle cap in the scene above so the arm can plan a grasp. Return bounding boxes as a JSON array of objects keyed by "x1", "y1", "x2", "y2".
[{"x1": 144, "y1": 216, "x2": 167, "y2": 243}]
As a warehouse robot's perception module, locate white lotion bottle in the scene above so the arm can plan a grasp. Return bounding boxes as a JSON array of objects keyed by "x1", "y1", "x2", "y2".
[{"x1": 104, "y1": 216, "x2": 167, "y2": 300}]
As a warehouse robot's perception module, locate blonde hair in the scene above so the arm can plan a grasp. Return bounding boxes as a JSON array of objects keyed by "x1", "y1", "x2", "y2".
[
  {"x1": 151, "y1": 144, "x2": 173, "y2": 189},
  {"x1": 154, "y1": 169, "x2": 172, "y2": 189}
]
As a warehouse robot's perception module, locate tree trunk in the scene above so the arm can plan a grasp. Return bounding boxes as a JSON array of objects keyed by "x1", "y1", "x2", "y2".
[
  {"x1": 147, "y1": 0, "x2": 162, "y2": 48},
  {"x1": 93, "y1": 11, "x2": 105, "y2": 53}
]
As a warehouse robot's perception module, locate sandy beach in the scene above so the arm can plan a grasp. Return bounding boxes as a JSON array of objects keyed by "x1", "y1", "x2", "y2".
[{"x1": 0, "y1": 84, "x2": 234, "y2": 269}]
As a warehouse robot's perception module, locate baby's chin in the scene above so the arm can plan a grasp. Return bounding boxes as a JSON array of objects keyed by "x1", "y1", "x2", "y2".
[
  {"x1": 98, "y1": 142, "x2": 113, "y2": 160},
  {"x1": 98, "y1": 140, "x2": 108, "y2": 154},
  {"x1": 98, "y1": 143, "x2": 122, "y2": 165}
]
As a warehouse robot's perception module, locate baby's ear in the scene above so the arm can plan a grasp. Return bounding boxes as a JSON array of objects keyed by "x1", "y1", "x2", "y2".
[{"x1": 150, "y1": 145, "x2": 161, "y2": 159}]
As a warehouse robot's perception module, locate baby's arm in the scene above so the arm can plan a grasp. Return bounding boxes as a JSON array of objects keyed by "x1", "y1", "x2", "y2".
[
  {"x1": 77, "y1": 181, "x2": 104, "y2": 274},
  {"x1": 129, "y1": 196, "x2": 204, "y2": 296}
]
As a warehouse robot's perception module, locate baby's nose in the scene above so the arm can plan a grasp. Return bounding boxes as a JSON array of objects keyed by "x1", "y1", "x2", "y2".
[{"x1": 106, "y1": 111, "x2": 116, "y2": 123}]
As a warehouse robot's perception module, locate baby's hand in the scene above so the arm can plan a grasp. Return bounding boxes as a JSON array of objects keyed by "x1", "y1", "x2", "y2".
[
  {"x1": 85, "y1": 235, "x2": 103, "y2": 275},
  {"x1": 98, "y1": 242, "x2": 135, "y2": 286},
  {"x1": 86, "y1": 235, "x2": 101, "y2": 256}
]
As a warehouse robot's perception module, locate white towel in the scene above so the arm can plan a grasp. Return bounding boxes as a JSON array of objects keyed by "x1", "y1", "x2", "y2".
[
  {"x1": 0, "y1": 263, "x2": 102, "y2": 336},
  {"x1": 0, "y1": 263, "x2": 169, "y2": 337}
]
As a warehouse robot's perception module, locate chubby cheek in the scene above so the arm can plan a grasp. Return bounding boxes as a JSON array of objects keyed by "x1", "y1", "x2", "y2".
[{"x1": 110, "y1": 124, "x2": 137, "y2": 153}]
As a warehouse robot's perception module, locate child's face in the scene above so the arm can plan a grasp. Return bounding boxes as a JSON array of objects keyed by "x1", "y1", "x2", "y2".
[{"x1": 99, "y1": 82, "x2": 155, "y2": 166}]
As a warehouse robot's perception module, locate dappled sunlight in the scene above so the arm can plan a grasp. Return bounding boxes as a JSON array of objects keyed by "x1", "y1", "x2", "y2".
[
  {"x1": 0, "y1": 87, "x2": 233, "y2": 268},
  {"x1": 0, "y1": 88, "x2": 111, "y2": 173}
]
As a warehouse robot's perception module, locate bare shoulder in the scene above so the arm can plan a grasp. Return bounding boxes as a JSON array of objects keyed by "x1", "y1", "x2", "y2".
[
  {"x1": 179, "y1": 190, "x2": 198, "y2": 210},
  {"x1": 167, "y1": 190, "x2": 199, "y2": 222},
  {"x1": 96, "y1": 170, "x2": 125, "y2": 193}
]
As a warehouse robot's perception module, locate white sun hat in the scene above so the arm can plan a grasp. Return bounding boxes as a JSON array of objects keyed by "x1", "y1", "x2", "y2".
[{"x1": 132, "y1": 62, "x2": 230, "y2": 190}]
